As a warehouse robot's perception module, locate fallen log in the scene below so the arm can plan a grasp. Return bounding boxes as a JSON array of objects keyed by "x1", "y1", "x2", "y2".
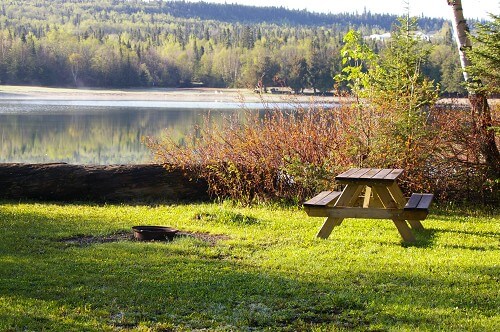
[{"x1": 0, "y1": 163, "x2": 208, "y2": 202}]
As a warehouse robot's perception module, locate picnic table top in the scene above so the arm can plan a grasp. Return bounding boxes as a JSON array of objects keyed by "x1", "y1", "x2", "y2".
[{"x1": 335, "y1": 168, "x2": 404, "y2": 184}]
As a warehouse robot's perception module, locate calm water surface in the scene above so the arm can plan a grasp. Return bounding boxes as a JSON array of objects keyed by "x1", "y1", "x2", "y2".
[{"x1": 0, "y1": 100, "x2": 258, "y2": 164}]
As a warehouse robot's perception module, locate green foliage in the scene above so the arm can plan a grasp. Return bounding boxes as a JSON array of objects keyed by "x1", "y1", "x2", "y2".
[
  {"x1": 307, "y1": 43, "x2": 335, "y2": 93},
  {"x1": 0, "y1": 201, "x2": 498, "y2": 330},
  {"x1": 468, "y1": 14, "x2": 500, "y2": 94},
  {"x1": 0, "y1": 0, "x2": 462, "y2": 92},
  {"x1": 371, "y1": 18, "x2": 439, "y2": 170},
  {"x1": 426, "y1": 43, "x2": 466, "y2": 95},
  {"x1": 377, "y1": 17, "x2": 439, "y2": 110},
  {"x1": 336, "y1": 18, "x2": 441, "y2": 193},
  {"x1": 337, "y1": 30, "x2": 379, "y2": 97},
  {"x1": 144, "y1": 16, "x2": 494, "y2": 204},
  {"x1": 285, "y1": 56, "x2": 308, "y2": 94}
]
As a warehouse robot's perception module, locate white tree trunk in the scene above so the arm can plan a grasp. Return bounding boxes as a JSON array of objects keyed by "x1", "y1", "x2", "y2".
[
  {"x1": 447, "y1": 0, "x2": 500, "y2": 179},
  {"x1": 447, "y1": 0, "x2": 473, "y2": 83}
]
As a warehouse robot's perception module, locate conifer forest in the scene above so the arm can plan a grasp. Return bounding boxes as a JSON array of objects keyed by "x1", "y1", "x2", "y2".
[{"x1": 0, "y1": 0, "x2": 469, "y2": 94}]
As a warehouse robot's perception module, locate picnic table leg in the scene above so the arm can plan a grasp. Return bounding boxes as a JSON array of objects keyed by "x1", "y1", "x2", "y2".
[
  {"x1": 364, "y1": 186, "x2": 384, "y2": 208},
  {"x1": 388, "y1": 183, "x2": 425, "y2": 231},
  {"x1": 316, "y1": 217, "x2": 343, "y2": 239},
  {"x1": 407, "y1": 219, "x2": 424, "y2": 230},
  {"x1": 316, "y1": 184, "x2": 364, "y2": 239},
  {"x1": 363, "y1": 187, "x2": 372, "y2": 208},
  {"x1": 374, "y1": 185, "x2": 417, "y2": 242},
  {"x1": 388, "y1": 183, "x2": 406, "y2": 208},
  {"x1": 392, "y1": 218, "x2": 416, "y2": 242},
  {"x1": 372, "y1": 185, "x2": 398, "y2": 208}
]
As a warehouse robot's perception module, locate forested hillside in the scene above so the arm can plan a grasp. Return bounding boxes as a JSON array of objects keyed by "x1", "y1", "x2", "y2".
[{"x1": 0, "y1": 0, "x2": 464, "y2": 93}]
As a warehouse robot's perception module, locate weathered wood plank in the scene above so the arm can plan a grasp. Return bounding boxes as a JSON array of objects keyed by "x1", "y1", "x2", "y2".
[
  {"x1": 336, "y1": 168, "x2": 402, "y2": 185},
  {"x1": 404, "y1": 193, "x2": 434, "y2": 210},
  {"x1": 348, "y1": 168, "x2": 372, "y2": 179},
  {"x1": 303, "y1": 191, "x2": 341, "y2": 207},
  {"x1": 316, "y1": 216, "x2": 344, "y2": 239},
  {"x1": 303, "y1": 191, "x2": 332, "y2": 206},
  {"x1": 370, "y1": 168, "x2": 393, "y2": 180},
  {"x1": 315, "y1": 191, "x2": 342, "y2": 206},
  {"x1": 326, "y1": 207, "x2": 399, "y2": 219},
  {"x1": 305, "y1": 207, "x2": 428, "y2": 220},
  {"x1": 407, "y1": 219, "x2": 425, "y2": 230},
  {"x1": 373, "y1": 185, "x2": 398, "y2": 209},
  {"x1": 363, "y1": 186, "x2": 372, "y2": 208},
  {"x1": 335, "y1": 168, "x2": 360, "y2": 179},
  {"x1": 405, "y1": 193, "x2": 423, "y2": 209},
  {"x1": 417, "y1": 194, "x2": 434, "y2": 210},
  {"x1": 385, "y1": 168, "x2": 404, "y2": 181},
  {"x1": 342, "y1": 185, "x2": 365, "y2": 207},
  {"x1": 392, "y1": 218, "x2": 416, "y2": 242},
  {"x1": 314, "y1": 184, "x2": 362, "y2": 239},
  {"x1": 388, "y1": 182, "x2": 407, "y2": 208},
  {"x1": 360, "y1": 168, "x2": 382, "y2": 179}
]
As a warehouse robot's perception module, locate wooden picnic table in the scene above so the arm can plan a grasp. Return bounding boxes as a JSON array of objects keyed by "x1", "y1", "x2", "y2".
[{"x1": 303, "y1": 168, "x2": 433, "y2": 242}]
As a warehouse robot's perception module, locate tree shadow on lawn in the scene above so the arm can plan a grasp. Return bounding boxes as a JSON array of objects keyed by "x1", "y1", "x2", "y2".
[
  {"x1": 0, "y1": 312, "x2": 92, "y2": 332},
  {"x1": 433, "y1": 228, "x2": 500, "y2": 238},
  {"x1": 1, "y1": 244, "x2": 368, "y2": 330},
  {"x1": 2, "y1": 241, "x2": 497, "y2": 330},
  {"x1": 400, "y1": 228, "x2": 438, "y2": 248},
  {"x1": 402, "y1": 221, "x2": 498, "y2": 250},
  {"x1": 411, "y1": 226, "x2": 499, "y2": 251},
  {"x1": 0, "y1": 207, "x2": 497, "y2": 330}
]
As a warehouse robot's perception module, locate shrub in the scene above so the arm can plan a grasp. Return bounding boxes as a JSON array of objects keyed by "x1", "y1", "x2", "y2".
[
  {"x1": 146, "y1": 103, "x2": 356, "y2": 204},
  {"x1": 147, "y1": 16, "x2": 498, "y2": 205},
  {"x1": 146, "y1": 98, "x2": 498, "y2": 205},
  {"x1": 428, "y1": 102, "x2": 499, "y2": 203}
]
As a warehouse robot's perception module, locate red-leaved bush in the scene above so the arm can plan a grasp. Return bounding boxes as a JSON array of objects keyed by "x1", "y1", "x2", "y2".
[
  {"x1": 147, "y1": 101, "x2": 358, "y2": 204},
  {"x1": 146, "y1": 97, "x2": 499, "y2": 205}
]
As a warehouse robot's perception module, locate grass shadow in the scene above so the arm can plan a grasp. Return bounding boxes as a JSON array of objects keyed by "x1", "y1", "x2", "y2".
[
  {"x1": 402, "y1": 228, "x2": 438, "y2": 248},
  {"x1": 0, "y1": 206, "x2": 366, "y2": 330},
  {"x1": 434, "y1": 228, "x2": 500, "y2": 238},
  {"x1": 1, "y1": 202, "x2": 498, "y2": 330},
  {"x1": 1, "y1": 243, "x2": 368, "y2": 330}
]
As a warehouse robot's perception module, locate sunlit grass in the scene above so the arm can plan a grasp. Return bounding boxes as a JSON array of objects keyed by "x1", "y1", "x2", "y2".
[{"x1": 0, "y1": 201, "x2": 498, "y2": 331}]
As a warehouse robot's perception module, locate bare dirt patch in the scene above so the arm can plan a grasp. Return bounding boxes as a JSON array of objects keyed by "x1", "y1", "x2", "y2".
[{"x1": 59, "y1": 230, "x2": 229, "y2": 247}]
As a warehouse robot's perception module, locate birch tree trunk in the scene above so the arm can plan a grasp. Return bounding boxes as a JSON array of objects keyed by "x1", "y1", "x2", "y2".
[{"x1": 447, "y1": 0, "x2": 500, "y2": 178}]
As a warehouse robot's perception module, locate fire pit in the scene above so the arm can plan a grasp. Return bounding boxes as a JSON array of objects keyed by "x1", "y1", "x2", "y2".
[{"x1": 132, "y1": 226, "x2": 178, "y2": 241}]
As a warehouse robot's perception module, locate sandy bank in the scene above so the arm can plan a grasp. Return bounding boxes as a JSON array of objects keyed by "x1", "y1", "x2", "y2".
[
  {"x1": 1, "y1": 85, "x2": 495, "y2": 107},
  {"x1": 0, "y1": 85, "x2": 336, "y2": 104}
]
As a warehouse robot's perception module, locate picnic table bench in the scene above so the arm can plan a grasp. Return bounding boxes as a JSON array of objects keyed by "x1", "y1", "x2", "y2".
[{"x1": 304, "y1": 168, "x2": 433, "y2": 242}]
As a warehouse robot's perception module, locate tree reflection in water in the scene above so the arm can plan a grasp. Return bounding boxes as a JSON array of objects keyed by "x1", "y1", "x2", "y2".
[{"x1": 0, "y1": 103, "x2": 241, "y2": 164}]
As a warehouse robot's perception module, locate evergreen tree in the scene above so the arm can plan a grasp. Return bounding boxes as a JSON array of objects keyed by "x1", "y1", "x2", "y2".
[
  {"x1": 287, "y1": 56, "x2": 308, "y2": 93},
  {"x1": 337, "y1": 16, "x2": 439, "y2": 169},
  {"x1": 468, "y1": 14, "x2": 500, "y2": 94}
]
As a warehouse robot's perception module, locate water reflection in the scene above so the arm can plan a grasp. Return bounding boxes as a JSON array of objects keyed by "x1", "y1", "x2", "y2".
[
  {"x1": 4, "y1": 99, "x2": 263, "y2": 109},
  {"x1": 0, "y1": 103, "x2": 242, "y2": 164}
]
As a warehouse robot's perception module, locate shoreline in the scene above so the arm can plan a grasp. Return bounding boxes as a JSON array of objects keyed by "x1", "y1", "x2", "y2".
[
  {"x1": 0, "y1": 85, "x2": 336, "y2": 104},
  {"x1": 0, "y1": 85, "x2": 496, "y2": 106}
]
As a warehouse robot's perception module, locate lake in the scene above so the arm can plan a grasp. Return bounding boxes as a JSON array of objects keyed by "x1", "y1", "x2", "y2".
[{"x1": 0, "y1": 100, "x2": 264, "y2": 164}]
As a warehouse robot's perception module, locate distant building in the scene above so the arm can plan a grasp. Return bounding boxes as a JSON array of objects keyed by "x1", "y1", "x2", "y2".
[
  {"x1": 367, "y1": 31, "x2": 434, "y2": 41},
  {"x1": 367, "y1": 32, "x2": 391, "y2": 41}
]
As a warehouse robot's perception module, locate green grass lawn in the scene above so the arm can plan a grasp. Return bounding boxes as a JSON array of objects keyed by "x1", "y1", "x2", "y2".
[{"x1": 0, "y1": 201, "x2": 498, "y2": 331}]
